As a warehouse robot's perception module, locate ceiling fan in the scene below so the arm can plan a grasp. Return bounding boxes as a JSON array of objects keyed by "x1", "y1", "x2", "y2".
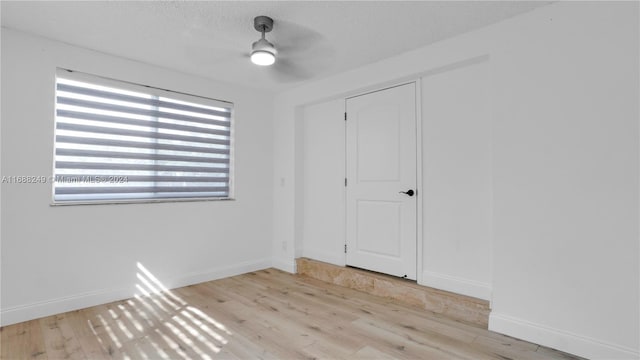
[
  {"x1": 250, "y1": 16, "x2": 277, "y2": 66},
  {"x1": 248, "y1": 15, "x2": 331, "y2": 83}
]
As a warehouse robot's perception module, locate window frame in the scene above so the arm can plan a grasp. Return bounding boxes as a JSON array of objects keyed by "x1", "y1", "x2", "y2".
[{"x1": 51, "y1": 68, "x2": 235, "y2": 206}]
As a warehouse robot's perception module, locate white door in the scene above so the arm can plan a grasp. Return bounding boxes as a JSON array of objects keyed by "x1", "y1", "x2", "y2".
[{"x1": 345, "y1": 83, "x2": 417, "y2": 279}]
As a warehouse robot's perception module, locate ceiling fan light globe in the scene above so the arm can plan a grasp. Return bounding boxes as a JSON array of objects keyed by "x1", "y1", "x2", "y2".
[
  {"x1": 251, "y1": 50, "x2": 276, "y2": 66},
  {"x1": 251, "y1": 38, "x2": 277, "y2": 66}
]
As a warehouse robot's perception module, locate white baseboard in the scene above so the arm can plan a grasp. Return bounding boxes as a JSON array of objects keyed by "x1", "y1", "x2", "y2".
[
  {"x1": 168, "y1": 258, "x2": 272, "y2": 289},
  {"x1": 272, "y1": 257, "x2": 297, "y2": 273},
  {"x1": 489, "y1": 312, "x2": 639, "y2": 360},
  {"x1": 420, "y1": 270, "x2": 491, "y2": 300},
  {"x1": 302, "y1": 249, "x2": 346, "y2": 267},
  {"x1": 0, "y1": 286, "x2": 133, "y2": 327},
  {"x1": 0, "y1": 258, "x2": 272, "y2": 327}
]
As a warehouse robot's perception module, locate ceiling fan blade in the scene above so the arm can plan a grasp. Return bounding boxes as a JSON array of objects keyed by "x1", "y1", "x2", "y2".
[
  {"x1": 270, "y1": 58, "x2": 313, "y2": 83},
  {"x1": 261, "y1": 19, "x2": 336, "y2": 83},
  {"x1": 270, "y1": 19, "x2": 325, "y2": 54}
]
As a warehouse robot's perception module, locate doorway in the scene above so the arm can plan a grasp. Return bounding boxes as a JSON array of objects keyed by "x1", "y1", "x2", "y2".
[{"x1": 345, "y1": 83, "x2": 417, "y2": 279}]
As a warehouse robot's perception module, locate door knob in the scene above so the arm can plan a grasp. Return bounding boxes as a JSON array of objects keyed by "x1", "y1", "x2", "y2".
[{"x1": 399, "y1": 189, "x2": 415, "y2": 196}]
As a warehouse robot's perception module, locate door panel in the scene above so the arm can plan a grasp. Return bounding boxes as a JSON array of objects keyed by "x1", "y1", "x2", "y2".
[
  {"x1": 346, "y1": 83, "x2": 417, "y2": 279},
  {"x1": 356, "y1": 106, "x2": 401, "y2": 182},
  {"x1": 357, "y1": 200, "x2": 402, "y2": 256}
]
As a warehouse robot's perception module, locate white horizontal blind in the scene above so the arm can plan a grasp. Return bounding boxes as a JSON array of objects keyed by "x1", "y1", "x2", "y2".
[{"x1": 53, "y1": 70, "x2": 233, "y2": 204}]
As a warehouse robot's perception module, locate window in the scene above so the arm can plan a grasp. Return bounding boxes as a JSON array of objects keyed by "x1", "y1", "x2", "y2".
[{"x1": 53, "y1": 69, "x2": 233, "y2": 204}]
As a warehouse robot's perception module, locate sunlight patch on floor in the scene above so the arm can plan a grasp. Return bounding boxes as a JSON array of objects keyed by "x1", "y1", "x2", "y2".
[{"x1": 85, "y1": 261, "x2": 229, "y2": 359}]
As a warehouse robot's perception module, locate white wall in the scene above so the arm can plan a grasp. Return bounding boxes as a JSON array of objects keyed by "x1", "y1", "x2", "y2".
[
  {"x1": 301, "y1": 100, "x2": 346, "y2": 265},
  {"x1": 489, "y1": 3, "x2": 639, "y2": 357},
  {"x1": 274, "y1": 2, "x2": 638, "y2": 359},
  {"x1": 0, "y1": 29, "x2": 274, "y2": 325},
  {"x1": 421, "y1": 57, "x2": 493, "y2": 300}
]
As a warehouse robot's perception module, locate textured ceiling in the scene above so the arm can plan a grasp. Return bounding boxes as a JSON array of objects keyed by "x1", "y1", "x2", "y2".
[{"x1": 1, "y1": 1, "x2": 549, "y2": 91}]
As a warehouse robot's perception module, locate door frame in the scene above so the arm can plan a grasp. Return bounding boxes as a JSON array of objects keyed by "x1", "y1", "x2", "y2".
[{"x1": 342, "y1": 79, "x2": 424, "y2": 284}]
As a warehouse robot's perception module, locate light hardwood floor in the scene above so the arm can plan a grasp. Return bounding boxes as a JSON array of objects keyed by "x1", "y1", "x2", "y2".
[{"x1": 1, "y1": 269, "x2": 582, "y2": 360}]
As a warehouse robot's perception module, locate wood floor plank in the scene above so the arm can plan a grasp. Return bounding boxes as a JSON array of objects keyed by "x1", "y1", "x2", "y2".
[
  {"x1": 39, "y1": 314, "x2": 86, "y2": 360},
  {"x1": 1, "y1": 269, "x2": 584, "y2": 360},
  {"x1": 350, "y1": 318, "x2": 459, "y2": 360},
  {"x1": 352, "y1": 345, "x2": 398, "y2": 360},
  {"x1": 352, "y1": 316, "x2": 494, "y2": 360},
  {"x1": 0, "y1": 319, "x2": 48, "y2": 360}
]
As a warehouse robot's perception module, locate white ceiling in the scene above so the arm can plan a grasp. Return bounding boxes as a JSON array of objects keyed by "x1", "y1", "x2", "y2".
[{"x1": 1, "y1": 1, "x2": 549, "y2": 92}]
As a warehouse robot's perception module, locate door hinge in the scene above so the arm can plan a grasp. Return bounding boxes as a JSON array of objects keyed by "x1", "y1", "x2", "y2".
[
  {"x1": 344, "y1": 178, "x2": 347, "y2": 187},
  {"x1": 344, "y1": 112, "x2": 347, "y2": 121},
  {"x1": 344, "y1": 244, "x2": 347, "y2": 253}
]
